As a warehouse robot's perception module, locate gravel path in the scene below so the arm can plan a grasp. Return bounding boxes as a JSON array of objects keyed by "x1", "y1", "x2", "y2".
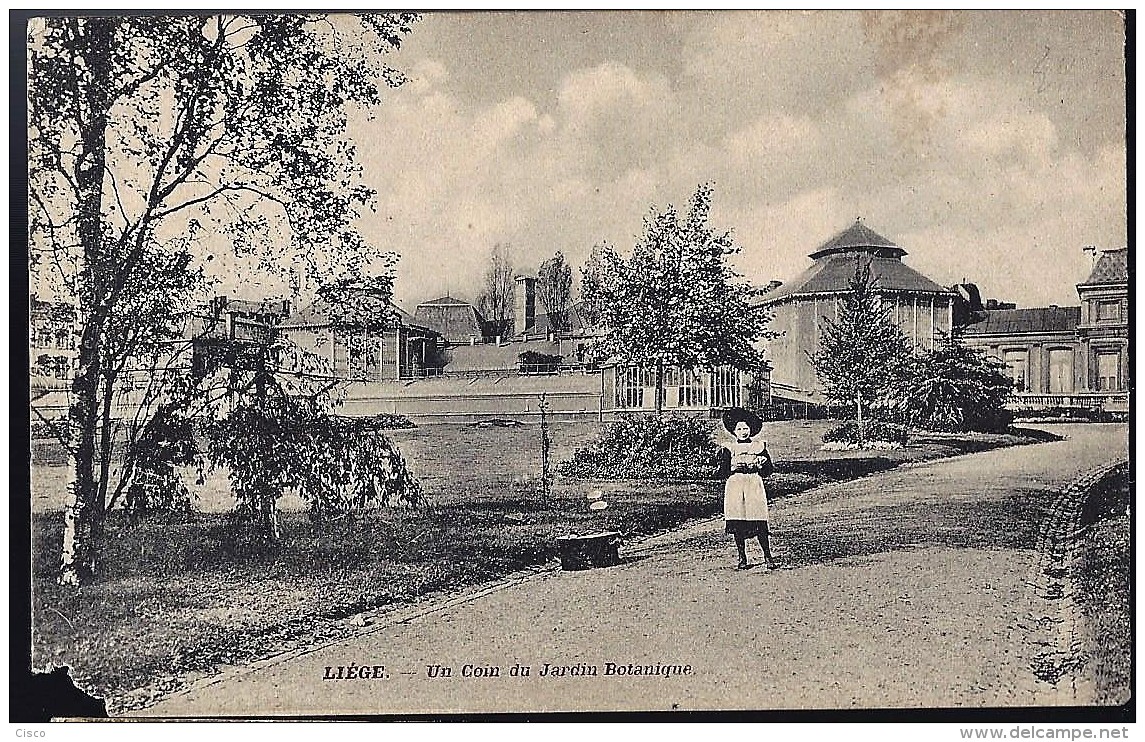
[{"x1": 138, "y1": 423, "x2": 1127, "y2": 716}]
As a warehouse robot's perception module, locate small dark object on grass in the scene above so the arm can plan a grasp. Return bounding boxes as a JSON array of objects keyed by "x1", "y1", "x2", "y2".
[
  {"x1": 558, "y1": 532, "x2": 621, "y2": 571},
  {"x1": 471, "y1": 418, "x2": 525, "y2": 428}
]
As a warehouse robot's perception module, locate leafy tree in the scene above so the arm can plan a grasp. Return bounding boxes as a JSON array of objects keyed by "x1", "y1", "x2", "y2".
[
  {"x1": 885, "y1": 332, "x2": 1015, "y2": 433},
  {"x1": 206, "y1": 360, "x2": 423, "y2": 541},
  {"x1": 809, "y1": 257, "x2": 913, "y2": 438},
  {"x1": 28, "y1": 13, "x2": 419, "y2": 585},
  {"x1": 121, "y1": 401, "x2": 199, "y2": 515},
  {"x1": 476, "y1": 242, "x2": 515, "y2": 339},
  {"x1": 311, "y1": 274, "x2": 398, "y2": 335},
  {"x1": 578, "y1": 243, "x2": 605, "y2": 329},
  {"x1": 536, "y1": 251, "x2": 573, "y2": 333},
  {"x1": 585, "y1": 184, "x2": 772, "y2": 414}
]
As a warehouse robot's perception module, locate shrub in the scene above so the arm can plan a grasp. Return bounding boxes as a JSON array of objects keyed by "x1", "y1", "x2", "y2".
[
  {"x1": 124, "y1": 404, "x2": 200, "y2": 513},
  {"x1": 822, "y1": 420, "x2": 907, "y2": 446},
  {"x1": 559, "y1": 413, "x2": 719, "y2": 480},
  {"x1": 1012, "y1": 406, "x2": 1101, "y2": 422},
  {"x1": 518, "y1": 350, "x2": 562, "y2": 373},
  {"x1": 342, "y1": 413, "x2": 416, "y2": 430},
  {"x1": 30, "y1": 417, "x2": 68, "y2": 440},
  {"x1": 885, "y1": 334, "x2": 1014, "y2": 433},
  {"x1": 207, "y1": 391, "x2": 423, "y2": 538}
]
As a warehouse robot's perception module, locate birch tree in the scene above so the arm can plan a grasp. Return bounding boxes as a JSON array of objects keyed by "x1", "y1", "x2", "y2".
[{"x1": 27, "y1": 13, "x2": 418, "y2": 585}]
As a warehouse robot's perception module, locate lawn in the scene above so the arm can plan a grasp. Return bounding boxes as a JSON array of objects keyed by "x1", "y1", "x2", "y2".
[{"x1": 30, "y1": 418, "x2": 1049, "y2": 712}]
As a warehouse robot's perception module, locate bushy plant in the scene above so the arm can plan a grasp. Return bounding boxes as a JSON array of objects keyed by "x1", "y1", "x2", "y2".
[
  {"x1": 822, "y1": 420, "x2": 907, "y2": 446},
  {"x1": 1011, "y1": 406, "x2": 1100, "y2": 422},
  {"x1": 885, "y1": 333, "x2": 1014, "y2": 433},
  {"x1": 123, "y1": 404, "x2": 199, "y2": 513},
  {"x1": 207, "y1": 389, "x2": 422, "y2": 539},
  {"x1": 559, "y1": 413, "x2": 719, "y2": 479},
  {"x1": 518, "y1": 350, "x2": 562, "y2": 372},
  {"x1": 343, "y1": 412, "x2": 416, "y2": 430}
]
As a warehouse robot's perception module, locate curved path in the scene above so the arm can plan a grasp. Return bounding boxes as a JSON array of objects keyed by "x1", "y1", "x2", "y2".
[{"x1": 139, "y1": 424, "x2": 1128, "y2": 717}]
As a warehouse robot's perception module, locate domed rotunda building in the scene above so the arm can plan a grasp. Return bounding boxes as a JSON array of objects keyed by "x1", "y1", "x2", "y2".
[{"x1": 754, "y1": 220, "x2": 956, "y2": 401}]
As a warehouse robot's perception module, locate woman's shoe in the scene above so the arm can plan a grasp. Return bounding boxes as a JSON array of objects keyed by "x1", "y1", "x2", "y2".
[{"x1": 737, "y1": 560, "x2": 750, "y2": 570}]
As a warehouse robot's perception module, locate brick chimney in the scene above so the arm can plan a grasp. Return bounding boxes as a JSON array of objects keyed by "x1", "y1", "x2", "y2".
[{"x1": 514, "y1": 275, "x2": 536, "y2": 337}]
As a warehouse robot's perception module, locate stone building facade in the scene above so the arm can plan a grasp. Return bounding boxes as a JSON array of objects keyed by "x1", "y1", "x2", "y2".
[{"x1": 961, "y1": 248, "x2": 1128, "y2": 413}]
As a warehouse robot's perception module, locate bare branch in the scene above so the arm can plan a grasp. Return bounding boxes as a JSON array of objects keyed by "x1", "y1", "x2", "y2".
[
  {"x1": 104, "y1": 164, "x2": 133, "y2": 231},
  {"x1": 152, "y1": 183, "x2": 289, "y2": 222}
]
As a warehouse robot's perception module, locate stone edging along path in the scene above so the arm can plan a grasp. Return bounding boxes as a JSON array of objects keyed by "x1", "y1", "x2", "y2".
[{"x1": 1018, "y1": 456, "x2": 1129, "y2": 704}]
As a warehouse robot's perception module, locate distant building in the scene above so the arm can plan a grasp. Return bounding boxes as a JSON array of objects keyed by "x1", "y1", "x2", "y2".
[
  {"x1": 602, "y1": 364, "x2": 762, "y2": 415},
  {"x1": 414, "y1": 295, "x2": 488, "y2": 345},
  {"x1": 190, "y1": 296, "x2": 291, "y2": 379},
  {"x1": 755, "y1": 221, "x2": 956, "y2": 401},
  {"x1": 961, "y1": 247, "x2": 1129, "y2": 414},
  {"x1": 30, "y1": 296, "x2": 74, "y2": 380},
  {"x1": 514, "y1": 275, "x2": 537, "y2": 337},
  {"x1": 281, "y1": 285, "x2": 442, "y2": 382}
]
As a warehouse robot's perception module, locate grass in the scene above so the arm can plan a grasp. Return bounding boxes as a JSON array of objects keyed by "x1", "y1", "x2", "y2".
[
  {"x1": 1074, "y1": 463, "x2": 1131, "y2": 705},
  {"x1": 30, "y1": 419, "x2": 1050, "y2": 711}
]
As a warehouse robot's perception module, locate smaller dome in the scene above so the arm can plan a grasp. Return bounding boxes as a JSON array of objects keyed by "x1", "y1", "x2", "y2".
[{"x1": 808, "y1": 219, "x2": 906, "y2": 260}]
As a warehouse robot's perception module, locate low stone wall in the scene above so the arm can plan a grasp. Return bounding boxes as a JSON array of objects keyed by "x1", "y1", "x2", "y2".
[{"x1": 337, "y1": 376, "x2": 605, "y2": 424}]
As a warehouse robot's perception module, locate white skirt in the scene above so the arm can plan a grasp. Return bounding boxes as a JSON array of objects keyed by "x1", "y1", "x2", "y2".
[{"x1": 723, "y1": 473, "x2": 769, "y2": 522}]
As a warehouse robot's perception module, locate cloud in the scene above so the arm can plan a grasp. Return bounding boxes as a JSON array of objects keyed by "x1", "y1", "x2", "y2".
[
  {"x1": 406, "y1": 58, "x2": 450, "y2": 94},
  {"x1": 473, "y1": 96, "x2": 539, "y2": 147},
  {"x1": 350, "y1": 13, "x2": 1125, "y2": 312}
]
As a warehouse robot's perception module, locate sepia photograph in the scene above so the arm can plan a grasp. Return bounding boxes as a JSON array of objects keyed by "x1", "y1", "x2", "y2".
[{"x1": 19, "y1": 9, "x2": 1130, "y2": 722}]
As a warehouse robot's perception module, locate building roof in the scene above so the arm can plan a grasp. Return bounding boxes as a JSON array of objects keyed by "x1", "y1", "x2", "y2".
[
  {"x1": 961, "y1": 306, "x2": 1081, "y2": 336},
  {"x1": 418, "y1": 295, "x2": 472, "y2": 306},
  {"x1": 221, "y1": 298, "x2": 290, "y2": 317},
  {"x1": 414, "y1": 299, "x2": 486, "y2": 342},
  {"x1": 1079, "y1": 248, "x2": 1128, "y2": 287},
  {"x1": 281, "y1": 298, "x2": 428, "y2": 333},
  {"x1": 809, "y1": 220, "x2": 906, "y2": 260},
  {"x1": 754, "y1": 252, "x2": 952, "y2": 305}
]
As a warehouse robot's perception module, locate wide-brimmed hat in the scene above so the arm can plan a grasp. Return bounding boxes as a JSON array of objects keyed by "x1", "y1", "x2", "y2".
[{"x1": 721, "y1": 407, "x2": 763, "y2": 437}]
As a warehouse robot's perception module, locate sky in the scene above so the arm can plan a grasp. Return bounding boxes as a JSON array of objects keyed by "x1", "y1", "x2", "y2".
[{"x1": 343, "y1": 11, "x2": 1126, "y2": 309}]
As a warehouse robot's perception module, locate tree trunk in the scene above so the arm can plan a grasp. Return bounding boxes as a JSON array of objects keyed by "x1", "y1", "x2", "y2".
[
  {"x1": 855, "y1": 394, "x2": 864, "y2": 444},
  {"x1": 655, "y1": 360, "x2": 664, "y2": 416},
  {"x1": 258, "y1": 493, "x2": 280, "y2": 541},
  {"x1": 62, "y1": 323, "x2": 107, "y2": 586},
  {"x1": 96, "y1": 370, "x2": 117, "y2": 513},
  {"x1": 60, "y1": 17, "x2": 114, "y2": 586}
]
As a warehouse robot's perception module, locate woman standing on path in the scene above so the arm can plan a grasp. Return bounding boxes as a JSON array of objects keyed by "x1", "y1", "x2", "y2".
[{"x1": 716, "y1": 408, "x2": 777, "y2": 570}]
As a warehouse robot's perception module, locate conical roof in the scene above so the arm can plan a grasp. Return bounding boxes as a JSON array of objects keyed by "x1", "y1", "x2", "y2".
[
  {"x1": 808, "y1": 220, "x2": 906, "y2": 260},
  {"x1": 419, "y1": 295, "x2": 471, "y2": 306},
  {"x1": 1079, "y1": 248, "x2": 1128, "y2": 286},
  {"x1": 754, "y1": 222, "x2": 950, "y2": 305}
]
